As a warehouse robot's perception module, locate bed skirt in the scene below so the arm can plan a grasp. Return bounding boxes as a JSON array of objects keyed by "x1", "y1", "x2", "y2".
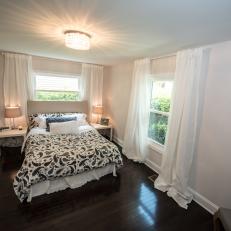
[{"x1": 27, "y1": 164, "x2": 116, "y2": 202}]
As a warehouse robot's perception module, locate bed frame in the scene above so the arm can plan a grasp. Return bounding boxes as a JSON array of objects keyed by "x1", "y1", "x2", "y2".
[{"x1": 27, "y1": 100, "x2": 88, "y2": 115}]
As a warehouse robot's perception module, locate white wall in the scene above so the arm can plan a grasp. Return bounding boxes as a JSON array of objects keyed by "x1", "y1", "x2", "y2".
[
  {"x1": 189, "y1": 41, "x2": 231, "y2": 209},
  {"x1": 32, "y1": 56, "x2": 82, "y2": 75},
  {"x1": 103, "y1": 40, "x2": 231, "y2": 212},
  {"x1": 103, "y1": 62, "x2": 133, "y2": 143}
]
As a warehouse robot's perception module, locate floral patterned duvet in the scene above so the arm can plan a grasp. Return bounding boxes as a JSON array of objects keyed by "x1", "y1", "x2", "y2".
[{"x1": 13, "y1": 127, "x2": 123, "y2": 202}]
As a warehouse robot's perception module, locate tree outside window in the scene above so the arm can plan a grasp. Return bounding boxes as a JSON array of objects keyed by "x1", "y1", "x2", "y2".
[
  {"x1": 148, "y1": 80, "x2": 173, "y2": 145},
  {"x1": 35, "y1": 74, "x2": 80, "y2": 101}
]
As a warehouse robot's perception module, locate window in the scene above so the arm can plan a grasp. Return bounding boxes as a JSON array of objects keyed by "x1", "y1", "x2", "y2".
[
  {"x1": 35, "y1": 74, "x2": 80, "y2": 101},
  {"x1": 148, "y1": 79, "x2": 173, "y2": 146}
]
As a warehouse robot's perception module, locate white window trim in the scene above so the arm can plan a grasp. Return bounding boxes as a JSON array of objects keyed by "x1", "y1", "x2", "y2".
[
  {"x1": 147, "y1": 138, "x2": 164, "y2": 154},
  {"x1": 148, "y1": 76, "x2": 173, "y2": 153},
  {"x1": 150, "y1": 109, "x2": 169, "y2": 117}
]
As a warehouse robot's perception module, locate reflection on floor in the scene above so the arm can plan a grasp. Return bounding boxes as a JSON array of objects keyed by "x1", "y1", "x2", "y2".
[
  {"x1": 0, "y1": 148, "x2": 213, "y2": 231},
  {"x1": 138, "y1": 183, "x2": 157, "y2": 226}
]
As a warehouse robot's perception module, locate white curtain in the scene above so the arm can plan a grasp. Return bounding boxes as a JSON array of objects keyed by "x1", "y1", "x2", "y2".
[
  {"x1": 154, "y1": 47, "x2": 211, "y2": 209},
  {"x1": 0, "y1": 55, "x2": 4, "y2": 126},
  {"x1": 3, "y1": 53, "x2": 33, "y2": 126},
  {"x1": 123, "y1": 58, "x2": 151, "y2": 162},
  {"x1": 80, "y1": 63, "x2": 103, "y2": 121}
]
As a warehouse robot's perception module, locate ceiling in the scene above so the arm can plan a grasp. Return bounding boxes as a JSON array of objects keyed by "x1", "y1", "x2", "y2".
[{"x1": 0, "y1": 0, "x2": 231, "y2": 65}]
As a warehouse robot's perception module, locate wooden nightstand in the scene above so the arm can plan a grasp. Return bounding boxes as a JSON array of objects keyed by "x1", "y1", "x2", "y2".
[
  {"x1": 0, "y1": 127, "x2": 27, "y2": 158},
  {"x1": 91, "y1": 123, "x2": 113, "y2": 141}
]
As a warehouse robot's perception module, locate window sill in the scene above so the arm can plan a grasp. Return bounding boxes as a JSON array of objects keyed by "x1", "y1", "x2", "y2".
[{"x1": 147, "y1": 138, "x2": 164, "y2": 154}]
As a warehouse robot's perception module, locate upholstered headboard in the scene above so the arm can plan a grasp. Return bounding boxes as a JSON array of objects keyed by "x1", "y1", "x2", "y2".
[{"x1": 27, "y1": 101, "x2": 88, "y2": 115}]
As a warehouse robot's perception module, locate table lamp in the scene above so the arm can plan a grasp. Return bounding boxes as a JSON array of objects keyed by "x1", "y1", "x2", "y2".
[
  {"x1": 5, "y1": 106, "x2": 22, "y2": 129},
  {"x1": 92, "y1": 105, "x2": 103, "y2": 124}
]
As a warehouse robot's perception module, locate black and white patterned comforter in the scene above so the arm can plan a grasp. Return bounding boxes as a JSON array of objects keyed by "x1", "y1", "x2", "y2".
[{"x1": 13, "y1": 127, "x2": 123, "y2": 202}]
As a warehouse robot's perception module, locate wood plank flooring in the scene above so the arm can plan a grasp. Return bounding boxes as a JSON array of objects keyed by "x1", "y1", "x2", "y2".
[{"x1": 0, "y1": 147, "x2": 213, "y2": 231}]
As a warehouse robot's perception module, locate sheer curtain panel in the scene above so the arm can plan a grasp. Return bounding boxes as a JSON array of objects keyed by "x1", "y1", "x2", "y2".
[
  {"x1": 3, "y1": 53, "x2": 33, "y2": 126},
  {"x1": 154, "y1": 47, "x2": 211, "y2": 209},
  {"x1": 123, "y1": 58, "x2": 151, "y2": 162},
  {"x1": 80, "y1": 64, "x2": 103, "y2": 121}
]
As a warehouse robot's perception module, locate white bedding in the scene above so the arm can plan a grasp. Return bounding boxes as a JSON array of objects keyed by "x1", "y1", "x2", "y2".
[{"x1": 22, "y1": 124, "x2": 94, "y2": 151}]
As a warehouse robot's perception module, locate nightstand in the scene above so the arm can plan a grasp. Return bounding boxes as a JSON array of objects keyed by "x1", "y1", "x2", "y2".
[
  {"x1": 0, "y1": 128, "x2": 27, "y2": 158},
  {"x1": 91, "y1": 123, "x2": 113, "y2": 141}
]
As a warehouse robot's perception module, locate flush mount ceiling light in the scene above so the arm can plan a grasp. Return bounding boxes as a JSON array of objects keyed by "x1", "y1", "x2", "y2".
[{"x1": 64, "y1": 30, "x2": 91, "y2": 50}]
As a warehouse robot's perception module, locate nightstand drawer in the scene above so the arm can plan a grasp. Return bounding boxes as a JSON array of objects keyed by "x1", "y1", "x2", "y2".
[{"x1": 0, "y1": 136, "x2": 24, "y2": 148}]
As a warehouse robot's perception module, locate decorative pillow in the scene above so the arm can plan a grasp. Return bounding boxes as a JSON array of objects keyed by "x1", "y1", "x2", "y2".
[
  {"x1": 46, "y1": 116, "x2": 77, "y2": 131},
  {"x1": 28, "y1": 113, "x2": 87, "y2": 130},
  {"x1": 49, "y1": 120, "x2": 80, "y2": 134},
  {"x1": 34, "y1": 115, "x2": 47, "y2": 129}
]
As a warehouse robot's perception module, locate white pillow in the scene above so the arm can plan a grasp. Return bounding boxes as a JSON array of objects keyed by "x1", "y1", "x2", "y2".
[
  {"x1": 34, "y1": 115, "x2": 47, "y2": 129},
  {"x1": 77, "y1": 119, "x2": 88, "y2": 126},
  {"x1": 49, "y1": 120, "x2": 80, "y2": 134},
  {"x1": 64, "y1": 113, "x2": 88, "y2": 126}
]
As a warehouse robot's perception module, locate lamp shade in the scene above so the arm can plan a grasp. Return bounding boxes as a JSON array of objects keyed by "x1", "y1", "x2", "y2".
[
  {"x1": 5, "y1": 107, "x2": 22, "y2": 118},
  {"x1": 92, "y1": 105, "x2": 103, "y2": 114}
]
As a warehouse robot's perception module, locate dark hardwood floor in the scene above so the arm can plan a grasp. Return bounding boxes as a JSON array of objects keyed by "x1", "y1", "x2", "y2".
[{"x1": 0, "y1": 147, "x2": 213, "y2": 231}]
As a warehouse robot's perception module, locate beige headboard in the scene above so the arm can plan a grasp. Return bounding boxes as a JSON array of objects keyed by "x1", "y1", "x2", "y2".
[{"x1": 27, "y1": 101, "x2": 88, "y2": 115}]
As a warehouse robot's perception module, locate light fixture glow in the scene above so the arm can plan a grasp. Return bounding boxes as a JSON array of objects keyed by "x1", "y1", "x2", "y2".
[{"x1": 64, "y1": 30, "x2": 91, "y2": 50}]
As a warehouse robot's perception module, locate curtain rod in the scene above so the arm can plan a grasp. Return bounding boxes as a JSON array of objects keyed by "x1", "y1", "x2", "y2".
[
  {"x1": 0, "y1": 49, "x2": 104, "y2": 67},
  {"x1": 151, "y1": 53, "x2": 176, "y2": 61}
]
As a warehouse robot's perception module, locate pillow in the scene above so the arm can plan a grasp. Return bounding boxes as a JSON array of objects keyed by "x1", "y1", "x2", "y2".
[
  {"x1": 64, "y1": 113, "x2": 88, "y2": 126},
  {"x1": 46, "y1": 116, "x2": 77, "y2": 131},
  {"x1": 49, "y1": 120, "x2": 80, "y2": 134},
  {"x1": 34, "y1": 115, "x2": 47, "y2": 129},
  {"x1": 28, "y1": 113, "x2": 88, "y2": 130},
  {"x1": 65, "y1": 113, "x2": 87, "y2": 120}
]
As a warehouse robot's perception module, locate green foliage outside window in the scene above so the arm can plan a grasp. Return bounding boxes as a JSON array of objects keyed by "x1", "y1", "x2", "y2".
[
  {"x1": 151, "y1": 97, "x2": 171, "y2": 112},
  {"x1": 148, "y1": 112, "x2": 168, "y2": 145},
  {"x1": 149, "y1": 97, "x2": 171, "y2": 145},
  {"x1": 36, "y1": 91, "x2": 80, "y2": 101}
]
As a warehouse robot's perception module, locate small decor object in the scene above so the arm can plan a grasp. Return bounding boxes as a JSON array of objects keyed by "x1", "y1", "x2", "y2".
[
  {"x1": 18, "y1": 126, "x2": 23, "y2": 130},
  {"x1": 5, "y1": 106, "x2": 22, "y2": 130},
  {"x1": 100, "y1": 117, "x2": 109, "y2": 126},
  {"x1": 92, "y1": 105, "x2": 103, "y2": 124}
]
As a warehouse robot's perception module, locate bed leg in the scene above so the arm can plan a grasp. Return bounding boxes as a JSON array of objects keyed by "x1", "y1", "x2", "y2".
[{"x1": 113, "y1": 166, "x2": 117, "y2": 177}]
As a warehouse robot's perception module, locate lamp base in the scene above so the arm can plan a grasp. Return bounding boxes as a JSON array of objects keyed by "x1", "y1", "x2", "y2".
[
  {"x1": 10, "y1": 118, "x2": 17, "y2": 130},
  {"x1": 96, "y1": 115, "x2": 101, "y2": 124}
]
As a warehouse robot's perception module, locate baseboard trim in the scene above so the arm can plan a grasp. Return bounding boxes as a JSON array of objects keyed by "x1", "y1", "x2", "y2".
[
  {"x1": 145, "y1": 158, "x2": 218, "y2": 215},
  {"x1": 113, "y1": 136, "x2": 124, "y2": 147},
  {"x1": 188, "y1": 188, "x2": 219, "y2": 215},
  {"x1": 145, "y1": 158, "x2": 160, "y2": 174}
]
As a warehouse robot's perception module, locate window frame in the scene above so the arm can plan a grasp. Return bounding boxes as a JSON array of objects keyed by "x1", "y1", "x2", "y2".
[
  {"x1": 148, "y1": 74, "x2": 174, "y2": 154},
  {"x1": 34, "y1": 72, "x2": 81, "y2": 102}
]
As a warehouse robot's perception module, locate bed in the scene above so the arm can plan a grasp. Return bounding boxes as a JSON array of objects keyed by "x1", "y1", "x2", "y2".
[{"x1": 13, "y1": 101, "x2": 123, "y2": 202}]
